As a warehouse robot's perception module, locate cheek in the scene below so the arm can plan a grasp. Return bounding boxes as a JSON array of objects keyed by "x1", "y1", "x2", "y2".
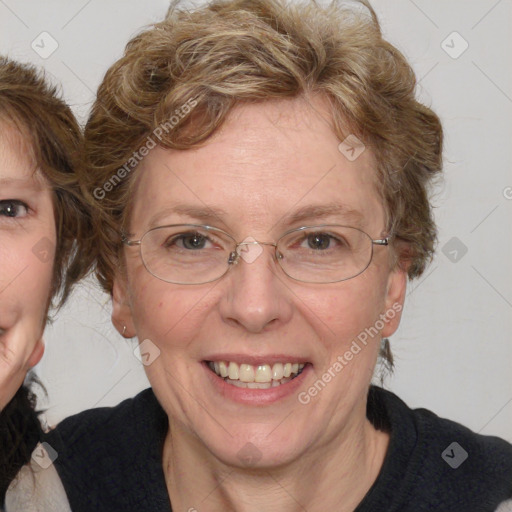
[
  {"x1": 301, "y1": 272, "x2": 388, "y2": 350},
  {"x1": 0, "y1": 230, "x2": 56, "y2": 325},
  {"x1": 129, "y1": 271, "x2": 216, "y2": 351}
]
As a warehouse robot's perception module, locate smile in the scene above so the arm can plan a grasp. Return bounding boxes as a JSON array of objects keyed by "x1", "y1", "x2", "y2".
[{"x1": 207, "y1": 360, "x2": 306, "y2": 389}]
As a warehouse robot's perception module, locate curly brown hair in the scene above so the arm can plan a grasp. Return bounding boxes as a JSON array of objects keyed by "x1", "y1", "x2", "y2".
[
  {"x1": 81, "y1": 0, "x2": 443, "y2": 294},
  {"x1": 0, "y1": 56, "x2": 93, "y2": 308}
]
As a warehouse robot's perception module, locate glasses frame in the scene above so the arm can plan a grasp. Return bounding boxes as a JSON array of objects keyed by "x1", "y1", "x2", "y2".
[{"x1": 121, "y1": 223, "x2": 391, "y2": 285}]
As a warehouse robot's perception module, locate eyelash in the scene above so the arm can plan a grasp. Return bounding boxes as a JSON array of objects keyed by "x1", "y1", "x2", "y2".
[{"x1": 0, "y1": 199, "x2": 30, "y2": 219}]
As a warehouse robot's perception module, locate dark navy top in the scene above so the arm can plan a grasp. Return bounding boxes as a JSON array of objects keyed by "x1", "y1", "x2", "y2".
[{"x1": 41, "y1": 386, "x2": 512, "y2": 511}]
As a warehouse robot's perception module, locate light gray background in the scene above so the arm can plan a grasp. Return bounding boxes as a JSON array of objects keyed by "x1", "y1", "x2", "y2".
[{"x1": 1, "y1": 0, "x2": 511, "y2": 441}]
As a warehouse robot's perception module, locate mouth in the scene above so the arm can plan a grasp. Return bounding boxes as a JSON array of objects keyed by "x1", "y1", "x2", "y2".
[{"x1": 205, "y1": 360, "x2": 308, "y2": 389}]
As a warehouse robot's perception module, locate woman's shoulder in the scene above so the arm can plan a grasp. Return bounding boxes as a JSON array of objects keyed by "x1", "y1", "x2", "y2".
[
  {"x1": 412, "y1": 396, "x2": 512, "y2": 502},
  {"x1": 41, "y1": 387, "x2": 167, "y2": 468},
  {"x1": 368, "y1": 385, "x2": 512, "y2": 510},
  {"x1": 370, "y1": 384, "x2": 512, "y2": 459},
  {"x1": 46, "y1": 387, "x2": 160, "y2": 440}
]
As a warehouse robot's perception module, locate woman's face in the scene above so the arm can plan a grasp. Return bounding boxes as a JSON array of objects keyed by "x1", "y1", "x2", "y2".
[
  {"x1": 0, "y1": 123, "x2": 56, "y2": 393},
  {"x1": 114, "y1": 96, "x2": 406, "y2": 467}
]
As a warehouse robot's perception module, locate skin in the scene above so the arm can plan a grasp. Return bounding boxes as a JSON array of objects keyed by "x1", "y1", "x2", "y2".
[
  {"x1": 113, "y1": 95, "x2": 407, "y2": 512},
  {"x1": 0, "y1": 123, "x2": 55, "y2": 411}
]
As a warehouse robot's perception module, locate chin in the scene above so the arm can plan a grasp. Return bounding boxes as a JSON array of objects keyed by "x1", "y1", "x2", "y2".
[{"x1": 198, "y1": 424, "x2": 308, "y2": 470}]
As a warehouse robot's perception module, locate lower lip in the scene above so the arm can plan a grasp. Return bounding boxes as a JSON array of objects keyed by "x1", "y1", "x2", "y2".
[{"x1": 202, "y1": 361, "x2": 312, "y2": 405}]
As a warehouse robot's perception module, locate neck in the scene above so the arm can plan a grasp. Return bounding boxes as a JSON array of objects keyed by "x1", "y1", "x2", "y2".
[{"x1": 162, "y1": 404, "x2": 389, "y2": 512}]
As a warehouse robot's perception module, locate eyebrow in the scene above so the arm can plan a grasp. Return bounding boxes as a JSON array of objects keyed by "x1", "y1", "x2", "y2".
[
  {"x1": 276, "y1": 203, "x2": 365, "y2": 227},
  {"x1": 148, "y1": 202, "x2": 365, "y2": 230}
]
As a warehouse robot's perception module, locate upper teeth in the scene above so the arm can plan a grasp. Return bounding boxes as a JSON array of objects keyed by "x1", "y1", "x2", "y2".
[{"x1": 208, "y1": 361, "x2": 305, "y2": 383}]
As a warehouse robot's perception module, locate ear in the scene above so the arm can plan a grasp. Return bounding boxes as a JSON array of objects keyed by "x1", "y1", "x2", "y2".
[
  {"x1": 381, "y1": 267, "x2": 407, "y2": 338},
  {"x1": 27, "y1": 338, "x2": 45, "y2": 368},
  {"x1": 112, "y1": 273, "x2": 136, "y2": 338}
]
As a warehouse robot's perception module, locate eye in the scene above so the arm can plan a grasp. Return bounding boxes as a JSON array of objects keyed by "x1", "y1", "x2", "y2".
[
  {"x1": 165, "y1": 232, "x2": 213, "y2": 250},
  {"x1": 300, "y1": 232, "x2": 347, "y2": 251},
  {"x1": 0, "y1": 200, "x2": 29, "y2": 219},
  {"x1": 305, "y1": 233, "x2": 332, "y2": 250}
]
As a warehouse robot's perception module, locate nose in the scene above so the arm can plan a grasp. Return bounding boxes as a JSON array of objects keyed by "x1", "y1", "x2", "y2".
[{"x1": 218, "y1": 243, "x2": 293, "y2": 334}]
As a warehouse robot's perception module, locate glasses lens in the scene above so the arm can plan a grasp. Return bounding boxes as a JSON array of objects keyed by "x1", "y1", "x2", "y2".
[
  {"x1": 277, "y1": 226, "x2": 372, "y2": 283},
  {"x1": 140, "y1": 225, "x2": 233, "y2": 284}
]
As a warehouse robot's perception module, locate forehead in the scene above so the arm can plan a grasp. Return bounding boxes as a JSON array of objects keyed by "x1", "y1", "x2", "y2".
[
  {"x1": 0, "y1": 120, "x2": 44, "y2": 185},
  {"x1": 131, "y1": 96, "x2": 385, "y2": 235}
]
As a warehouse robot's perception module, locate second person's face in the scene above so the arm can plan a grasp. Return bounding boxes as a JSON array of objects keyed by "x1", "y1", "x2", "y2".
[{"x1": 0, "y1": 123, "x2": 56, "y2": 407}]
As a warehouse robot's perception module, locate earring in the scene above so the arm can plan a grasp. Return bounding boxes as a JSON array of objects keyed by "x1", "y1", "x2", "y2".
[
  {"x1": 122, "y1": 325, "x2": 127, "y2": 337},
  {"x1": 379, "y1": 338, "x2": 394, "y2": 369}
]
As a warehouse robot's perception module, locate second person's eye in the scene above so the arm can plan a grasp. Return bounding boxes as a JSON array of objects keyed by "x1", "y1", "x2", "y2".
[{"x1": 0, "y1": 200, "x2": 29, "y2": 219}]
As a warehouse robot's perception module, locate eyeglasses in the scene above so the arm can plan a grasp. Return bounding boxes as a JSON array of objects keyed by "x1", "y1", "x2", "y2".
[{"x1": 121, "y1": 224, "x2": 390, "y2": 285}]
